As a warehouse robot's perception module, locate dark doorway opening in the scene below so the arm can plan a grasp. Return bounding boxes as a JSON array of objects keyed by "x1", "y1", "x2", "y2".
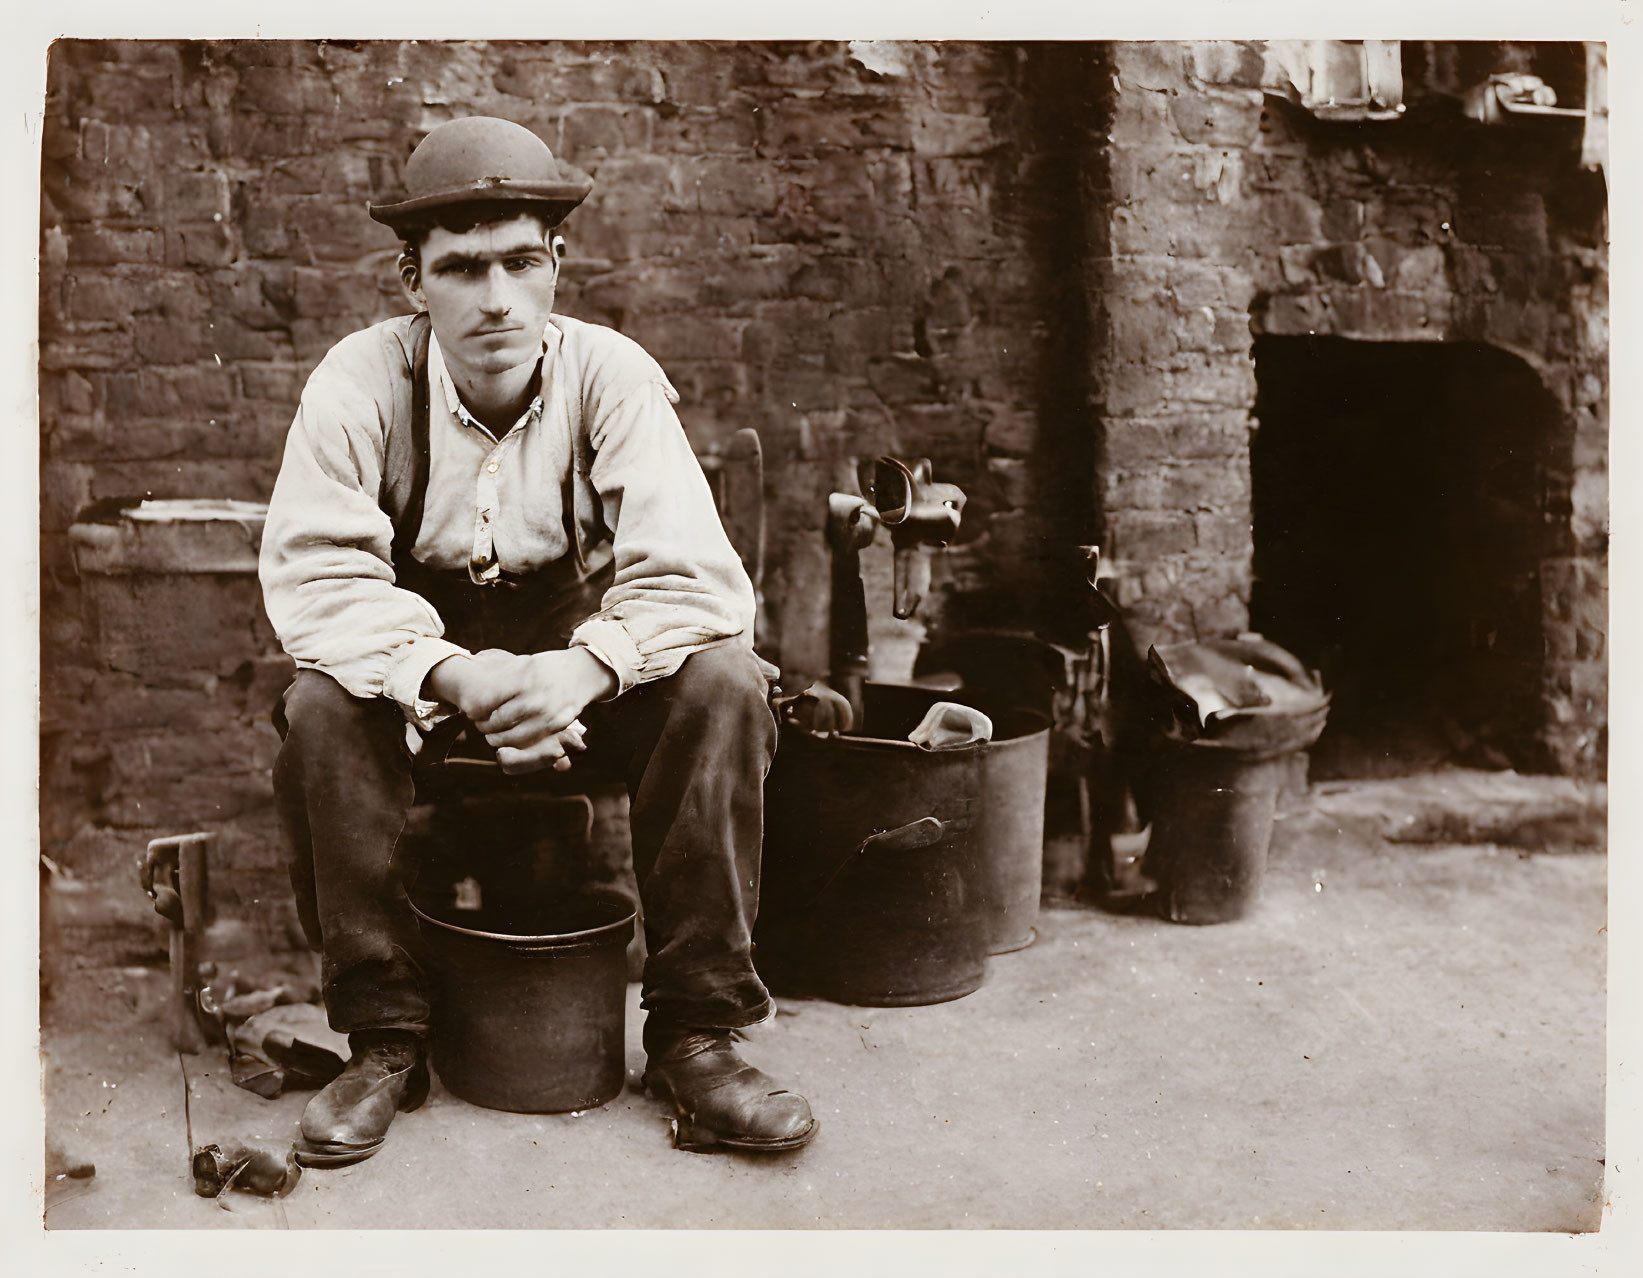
[{"x1": 1250, "y1": 337, "x2": 1556, "y2": 778}]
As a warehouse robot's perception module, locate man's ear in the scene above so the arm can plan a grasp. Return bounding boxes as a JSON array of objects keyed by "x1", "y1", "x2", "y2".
[{"x1": 397, "y1": 248, "x2": 425, "y2": 307}]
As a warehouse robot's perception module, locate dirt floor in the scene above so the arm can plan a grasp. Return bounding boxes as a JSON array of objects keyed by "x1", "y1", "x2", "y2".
[{"x1": 31, "y1": 770, "x2": 1612, "y2": 1243}]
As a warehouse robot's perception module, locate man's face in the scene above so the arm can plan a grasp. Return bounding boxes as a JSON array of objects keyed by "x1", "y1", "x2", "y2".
[{"x1": 411, "y1": 213, "x2": 560, "y2": 379}]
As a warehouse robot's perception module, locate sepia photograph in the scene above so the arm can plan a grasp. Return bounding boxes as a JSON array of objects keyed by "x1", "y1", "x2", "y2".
[{"x1": 14, "y1": 3, "x2": 1633, "y2": 1267}]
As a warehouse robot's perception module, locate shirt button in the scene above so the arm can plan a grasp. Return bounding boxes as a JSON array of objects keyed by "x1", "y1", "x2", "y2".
[{"x1": 486, "y1": 462, "x2": 499, "y2": 473}]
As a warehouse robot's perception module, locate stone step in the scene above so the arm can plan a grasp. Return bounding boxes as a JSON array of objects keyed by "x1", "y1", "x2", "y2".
[{"x1": 1292, "y1": 767, "x2": 1607, "y2": 851}]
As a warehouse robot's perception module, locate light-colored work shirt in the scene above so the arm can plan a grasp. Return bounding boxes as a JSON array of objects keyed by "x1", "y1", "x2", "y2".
[{"x1": 258, "y1": 311, "x2": 757, "y2": 728}]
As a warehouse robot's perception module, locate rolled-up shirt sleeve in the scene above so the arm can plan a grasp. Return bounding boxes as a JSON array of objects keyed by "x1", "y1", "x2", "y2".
[
  {"x1": 568, "y1": 373, "x2": 757, "y2": 694},
  {"x1": 258, "y1": 329, "x2": 470, "y2": 726}
]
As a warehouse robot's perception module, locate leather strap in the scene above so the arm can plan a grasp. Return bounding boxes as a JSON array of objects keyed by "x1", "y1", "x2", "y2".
[{"x1": 390, "y1": 311, "x2": 434, "y2": 562}]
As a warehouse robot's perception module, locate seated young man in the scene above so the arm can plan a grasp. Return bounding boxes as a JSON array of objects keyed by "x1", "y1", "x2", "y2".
[{"x1": 260, "y1": 116, "x2": 815, "y2": 1165}]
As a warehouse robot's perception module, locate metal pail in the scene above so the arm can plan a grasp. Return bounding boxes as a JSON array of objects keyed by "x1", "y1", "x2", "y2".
[
  {"x1": 844, "y1": 683, "x2": 1051, "y2": 954},
  {"x1": 974, "y1": 713, "x2": 1051, "y2": 951},
  {"x1": 759, "y1": 692, "x2": 987, "y2": 1006},
  {"x1": 409, "y1": 886, "x2": 634, "y2": 1113},
  {"x1": 1142, "y1": 744, "x2": 1292, "y2": 924}
]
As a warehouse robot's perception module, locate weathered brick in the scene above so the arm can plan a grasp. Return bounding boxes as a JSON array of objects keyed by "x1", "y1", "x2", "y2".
[
  {"x1": 212, "y1": 39, "x2": 305, "y2": 70},
  {"x1": 1328, "y1": 288, "x2": 1451, "y2": 340},
  {"x1": 1319, "y1": 197, "x2": 1364, "y2": 242},
  {"x1": 1105, "y1": 298, "x2": 1179, "y2": 366},
  {"x1": 866, "y1": 353, "x2": 944, "y2": 404},
  {"x1": 665, "y1": 156, "x2": 778, "y2": 216},
  {"x1": 101, "y1": 365, "x2": 234, "y2": 417},
  {"x1": 755, "y1": 96, "x2": 874, "y2": 154},
  {"x1": 1114, "y1": 43, "x2": 1186, "y2": 94},
  {"x1": 64, "y1": 273, "x2": 147, "y2": 323},
  {"x1": 1105, "y1": 509, "x2": 1196, "y2": 561},
  {"x1": 40, "y1": 329, "x2": 138, "y2": 373},
  {"x1": 1165, "y1": 353, "x2": 1256, "y2": 407},
  {"x1": 1263, "y1": 191, "x2": 1325, "y2": 245},
  {"x1": 1109, "y1": 206, "x2": 1178, "y2": 257},
  {"x1": 1172, "y1": 304, "x2": 1221, "y2": 352},
  {"x1": 1256, "y1": 291, "x2": 1328, "y2": 336},
  {"x1": 1161, "y1": 259, "x2": 1230, "y2": 309},
  {"x1": 68, "y1": 227, "x2": 165, "y2": 265},
  {"x1": 651, "y1": 105, "x2": 760, "y2": 154},
  {"x1": 984, "y1": 456, "x2": 1033, "y2": 508},
  {"x1": 239, "y1": 363, "x2": 303, "y2": 403},
  {"x1": 238, "y1": 66, "x2": 333, "y2": 116},
  {"x1": 980, "y1": 409, "x2": 1038, "y2": 457},
  {"x1": 736, "y1": 44, "x2": 858, "y2": 94},
  {"x1": 85, "y1": 66, "x2": 179, "y2": 118},
  {"x1": 666, "y1": 359, "x2": 753, "y2": 409},
  {"x1": 229, "y1": 111, "x2": 315, "y2": 159},
  {"x1": 1169, "y1": 88, "x2": 1263, "y2": 148},
  {"x1": 1457, "y1": 191, "x2": 1549, "y2": 255},
  {"x1": 1388, "y1": 244, "x2": 1447, "y2": 292},
  {"x1": 1107, "y1": 87, "x2": 1180, "y2": 151},
  {"x1": 1187, "y1": 41, "x2": 1268, "y2": 88},
  {"x1": 160, "y1": 170, "x2": 231, "y2": 222},
  {"x1": 559, "y1": 104, "x2": 655, "y2": 158},
  {"x1": 1210, "y1": 310, "x2": 1253, "y2": 352},
  {"x1": 1194, "y1": 511, "x2": 1252, "y2": 555},
  {"x1": 41, "y1": 162, "x2": 148, "y2": 223},
  {"x1": 166, "y1": 223, "x2": 239, "y2": 269},
  {"x1": 823, "y1": 307, "x2": 897, "y2": 372},
  {"x1": 290, "y1": 264, "x2": 369, "y2": 317},
  {"x1": 909, "y1": 108, "x2": 995, "y2": 156},
  {"x1": 49, "y1": 370, "x2": 98, "y2": 417},
  {"x1": 624, "y1": 314, "x2": 748, "y2": 362},
  {"x1": 493, "y1": 51, "x2": 667, "y2": 106},
  {"x1": 1104, "y1": 460, "x2": 1246, "y2": 512},
  {"x1": 1311, "y1": 242, "x2": 1386, "y2": 287}
]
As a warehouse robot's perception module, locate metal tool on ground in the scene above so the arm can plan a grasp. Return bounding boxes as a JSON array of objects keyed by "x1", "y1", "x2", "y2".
[
  {"x1": 179, "y1": 1049, "x2": 303, "y2": 1203},
  {"x1": 141, "y1": 832, "x2": 214, "y2": 1054},
  {"x1": 191, "y1": 1139, "x2": 303, "y2": 1199},
  {"x1": 229, "y1": 1005, "x2": 349, "y2": 1098}
]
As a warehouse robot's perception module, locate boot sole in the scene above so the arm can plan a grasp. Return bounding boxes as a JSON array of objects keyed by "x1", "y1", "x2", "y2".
[
  {"x1": 673, "y1": 1116, "x2": 820, "y2": 1153},
  {"x1": 641, "y1": 1071, "x2": 820, "y2": 1154},
  {"x1": 294, "y1": 1138, "x2": 386, "y2": 1169}
]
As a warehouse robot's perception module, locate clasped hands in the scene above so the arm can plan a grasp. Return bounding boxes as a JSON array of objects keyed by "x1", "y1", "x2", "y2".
[{"x1": 425, "y1": 647, "x2": 619, "y2": 774}]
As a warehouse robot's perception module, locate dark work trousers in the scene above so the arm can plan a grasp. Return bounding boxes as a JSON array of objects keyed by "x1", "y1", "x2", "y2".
[{"x1": 272, "y1": 556, "x2": 777, "y2": 1043}]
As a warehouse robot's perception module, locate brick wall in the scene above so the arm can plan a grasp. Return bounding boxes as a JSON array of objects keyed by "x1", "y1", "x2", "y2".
[
  {"x1": 1087, "y1": 42, "x2": 1267, "y2": 647},
  {"x1": 38, "y1": 39, "x2": 1608, "y2": 966},
  {"x1": 1243, "y1": 76, "x2": 1608, "y2": 777},
  {"x1": 1085, "y1": 40, "x2": 1607, "y2": 776},
  {"x1": 39, "y1": 39, "x2": 1105, "y2": 952}
]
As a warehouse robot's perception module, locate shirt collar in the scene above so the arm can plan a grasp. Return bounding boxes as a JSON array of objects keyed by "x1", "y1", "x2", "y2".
[{"x1": 427, "y1": 322, "x2": 558, "y2": 441}]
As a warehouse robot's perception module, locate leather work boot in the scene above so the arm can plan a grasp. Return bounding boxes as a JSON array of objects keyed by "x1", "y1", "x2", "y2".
[
  {"x1": 295, "y1": 1032, "x2": 430, "y2": 1168},
  {"x1": 641, "y1": 1025, "x2": 818, "y2": 1154}
]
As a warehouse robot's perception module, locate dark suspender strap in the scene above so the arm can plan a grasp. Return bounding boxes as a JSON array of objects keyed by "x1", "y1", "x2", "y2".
[{"x1": 391, "y1": 311, "x2": 434, "y2": 561}]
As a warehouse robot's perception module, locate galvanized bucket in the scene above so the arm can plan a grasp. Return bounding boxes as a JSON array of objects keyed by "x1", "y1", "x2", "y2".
[
  {"x1": 759, "y1": 718, "x2": 987, "y2": 1006},
  {"x1": 409, "y1": 884, "x2": 634, "y2": 1114},
  {"x1": 857, "y1": 682, "x2": 1051, "y2": 953},
  {"x1": 758, "y1": 682, "x2": 1051, "y2": 1004}
]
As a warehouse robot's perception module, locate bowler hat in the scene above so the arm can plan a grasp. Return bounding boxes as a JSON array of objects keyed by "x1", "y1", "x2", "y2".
[{"x1": 369, "y1": 117, "x2": 593, "y2": 232}]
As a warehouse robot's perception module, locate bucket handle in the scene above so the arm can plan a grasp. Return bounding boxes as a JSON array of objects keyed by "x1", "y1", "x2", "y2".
[{"x1": 819, "y1": 816, "x2": 947, "y2": 894}]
